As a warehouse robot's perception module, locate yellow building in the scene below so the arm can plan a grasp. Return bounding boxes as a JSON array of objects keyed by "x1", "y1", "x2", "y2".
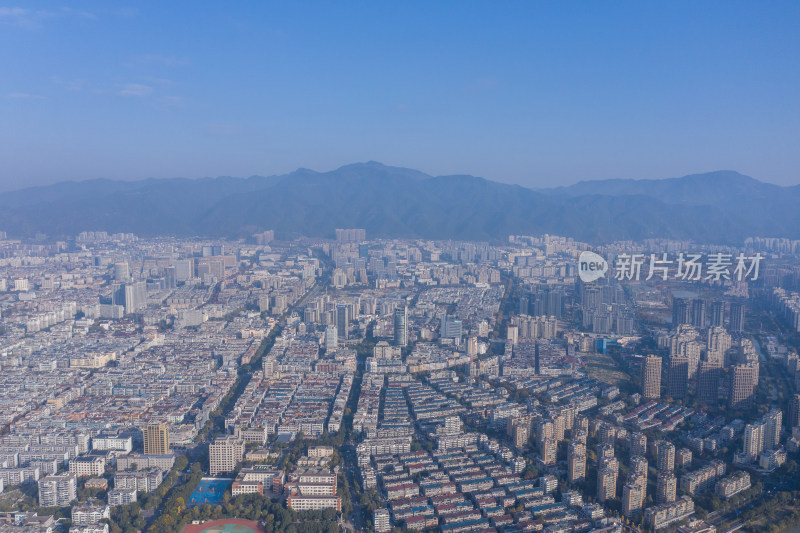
[{"x1": 144, "y1": 424, "x2": 170, "y2": 455}]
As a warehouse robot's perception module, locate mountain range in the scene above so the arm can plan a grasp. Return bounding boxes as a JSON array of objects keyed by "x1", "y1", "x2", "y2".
[{"x1": 1, "y1": 163, "x2": 798, "y2": 244}]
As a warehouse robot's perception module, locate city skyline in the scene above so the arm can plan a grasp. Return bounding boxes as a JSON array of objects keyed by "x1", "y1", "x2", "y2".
[{"x1": 4, "y1": 2, "x2": 800, "y2": 531}]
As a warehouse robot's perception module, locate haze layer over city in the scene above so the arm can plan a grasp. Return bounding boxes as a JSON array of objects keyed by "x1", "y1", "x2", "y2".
[{"x1": 2, "y1": 3, "x2": 800, "y2": 533}]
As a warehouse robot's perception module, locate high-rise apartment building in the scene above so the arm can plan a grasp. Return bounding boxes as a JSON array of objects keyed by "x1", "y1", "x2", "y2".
[
  {"x1": 253, "y1": 230, "x2": 274, "y2": 245},
  {"x1": 676, "y1": 448, "x2": 693, "y2": 469},
  {"x1": 657, "y1": 471, "x2": 677, "y2": 503},
  {"x1": 710, "y1": 300, "x2": 725, "y2": 327},
  {"x1": 643, "y1": 355, "x2": 662, "y2": 399},
  {"x1": 393, "y1": 306, "x2": 407, "y2": 347},
  {"x1": 540, "y1": 438, "x2": 557, "y2": 466},
  {"x1": 335, "y1": 228, "x2": 366, "y2": 242},
  {"x1": 332, "y1": 268, "x2": 347, "y2": 289},
  {"x1": 336, "y1": 305, "x2": 349, "y2": 340},
  {"x1": 691, "y1": 299, "x2": 706, "y2": 329},
  {"x1": 630, "y1": 456, "x2": 648, "y2": 478},
  {"x1": 201, "y1": 245, "x2": 223, "y2": 257},
  {"x1": 143, "y1": 424, "x2": 169, "y2": 455},
  {"x1": 209, "y1": 436, "x2": 245, "y2": 476},
  {"x1": 508, "y1": 417, "x2": 531, "y2": 449},
  {"x1": 174, "y1": 259, "x2": 194, "y2": 282},
  {"x1": 38, "y1": 473, "x2": 77, "y2": 507},
  {"x1": 467, "y1": 336, "x2": 478, "y2": 356},
  {"x1": 697, "y1": 361, "x2": 721, "y2": 404},
  {"x1": 444, "y1": 415, "x2": 463, "y2": 436},
  {"x1": 598, "y1": 443, "x2": 615, "y2": 460},
  {"x1": 537, "y1": 419, "x2": 555, "y2": 443},
  {"x1": 729, "y1": 302, "x2": 745, "y2": 333},
  {"x1": 707, "y1": 326, "x2": 732, "y2": 365},
  {"x1": 729, "y1": 364, "x2": 756, "y2": 410},
  {"x1": 507, "y1": 324, "x2": 519, "y2": 345},
  {"x1": 668, "y1": 355, "x2": 689, "y2": 399},
  {"x1": 114, "y1": 262, "x2": 130, "y2": 282},
  {"x1": 597, "y1": 457, "x2": 619, "y2": 503},
  {"x1": 672, "y1": 298, "x2": 690, "y2": 327},
  {"x1": 568, "y1": 442, "x2": 586, "y2": 483},
  {"x1": 113, "y1": 281, "x2": 147, "y2": 315},
  {"x1": 374, "y1": 508, "x2": 391, "y2": 532},
  {"x1": 325, "y1": 325, "x2": 338, "y2": 352},
  {"x1": 742, "y1": 422, "x2": 765, "y2": 462},
  {"x1": 657, "y1": 441, "x2": 675, "y2": 472},
  {"x1": 789, "y1": 395, "x2": 800, "y2": 428},
  {"x1": 763, "y1": 409, "x2": 782, "y2": 451},
  {"x1": 165, "y1": 266, "x2": 177, "y2": 289},
  {"x1": 629, "y1": 432, "x2": 647, "y2": 457},
  {"x1": 441, "y1": 313, "x2": 463, "y2": 340},
  {"x1": 622, "y1": 474, "x2": 646, "y2": 517}
]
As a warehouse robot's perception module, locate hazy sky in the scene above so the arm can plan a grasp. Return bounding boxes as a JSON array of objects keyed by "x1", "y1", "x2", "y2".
[{"x1": 2, "y1": 1, "x2": 799, "y2": 191}]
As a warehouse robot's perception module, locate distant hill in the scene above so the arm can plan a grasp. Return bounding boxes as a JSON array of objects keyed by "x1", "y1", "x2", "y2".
[
  {"x1": 543, "y1": 170, "x2": 794, "y2": 207},
  {"x1": 0, "y1": 162, "x2": 798, "y2": 243}
]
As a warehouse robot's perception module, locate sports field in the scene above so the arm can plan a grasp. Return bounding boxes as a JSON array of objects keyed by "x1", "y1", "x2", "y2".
[{"x1": 187, "y1": 478, "x2": 233, "y2": 506}]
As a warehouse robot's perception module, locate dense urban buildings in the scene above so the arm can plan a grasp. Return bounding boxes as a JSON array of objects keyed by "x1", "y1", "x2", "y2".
[{"x1": 0, "y1": 230, "x2": 797, "y2": 533}]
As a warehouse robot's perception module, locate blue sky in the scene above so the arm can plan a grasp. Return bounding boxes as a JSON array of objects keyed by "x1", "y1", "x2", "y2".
[{"x1": 1, "y1": 1, "x2": 799, "y2": 191}]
